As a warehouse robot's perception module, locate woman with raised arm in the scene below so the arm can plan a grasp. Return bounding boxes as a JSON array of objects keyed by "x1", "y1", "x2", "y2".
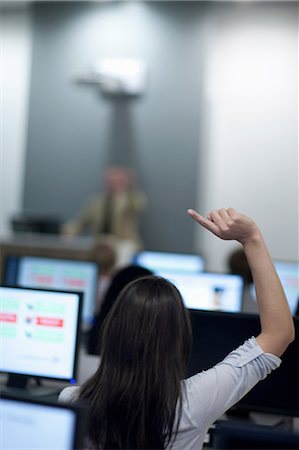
[
  {"x1": 59, "y1": 208, "x2": 294, "y2": 450},
  {"x1": 188, "y1": 208, "x2": 294, "y2": 357}
]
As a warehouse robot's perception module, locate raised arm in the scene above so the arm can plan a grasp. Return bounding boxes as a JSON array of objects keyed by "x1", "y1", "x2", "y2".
[{"x1": 187, "y1": 207, "x2": 295, "y2": 357}]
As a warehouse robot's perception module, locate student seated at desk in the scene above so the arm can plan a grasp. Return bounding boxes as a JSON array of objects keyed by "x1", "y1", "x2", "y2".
[
  {"x1": 87, "y1": 264, "x2": 153, "y2": 355},
  {"x1": 89, "y1": 237, "x2": 117, "y2": 315},
  {"x1": 59, "y1": 207, "x2": 294, "y2": 450},
  {"x1": 227, "y1": 246, "x2": 258, "y2": 314}
]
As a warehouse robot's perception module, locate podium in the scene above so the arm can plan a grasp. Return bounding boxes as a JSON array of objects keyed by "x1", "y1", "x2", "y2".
[{"x1": 0, "y1": 233, "x2": 137, "y2": 283}]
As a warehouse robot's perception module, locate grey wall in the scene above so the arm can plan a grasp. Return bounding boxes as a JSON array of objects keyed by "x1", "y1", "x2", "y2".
[{"x1": 24, "y1": 1, "x2": 205, "y2": 252}]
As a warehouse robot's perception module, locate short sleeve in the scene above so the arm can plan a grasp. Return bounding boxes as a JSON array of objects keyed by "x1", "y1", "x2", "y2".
[
  {"x1": 58, "y1": 386, "x2": 80, "y2": 403},
  {"x1": 185, "y1": 337, "x2": 281, "y2": 428},
  {"x1": 219, "y1": 337, "x2": 281, "y2": 371}
]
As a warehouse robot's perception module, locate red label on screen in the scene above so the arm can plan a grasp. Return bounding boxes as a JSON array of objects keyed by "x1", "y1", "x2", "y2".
[
  {"x1": 34, "y1": 275, "x2": 54, "y2": 285},
  {"x1": 0, "y1": 313, "x2": 17, "y2": 323},
  {"x1": 64, "y1": 278, "x2": 86, "y2": 288},
  {"x1": 36, "y1": 317, "x2": 64, "y2": 327}
]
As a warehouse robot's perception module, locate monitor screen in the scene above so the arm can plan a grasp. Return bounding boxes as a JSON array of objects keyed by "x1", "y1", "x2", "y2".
[
  {"x1": 0, "y1": 394, "x2": 83, "y2": 450},
  {"x1": 212, "y1": 420, "x2": 299, "y2": 449},
  {"x1": 274, "y1": 260, "x2": 299, "y2": 315},
  {"x1": 0, "y1": 286, "x2": 82, "y2": 383},
  {"x1": 4, "y1": 255, "x2": 99, "y2": 327},
  {"x1": 247, "y1": 260, "x2": 299, "y2": 315},
  {"x1": 133, "y1": 251, "x2": 205, "y2": 275},
  {"x1": 187, "y1": 310, "x2": 298, "y2": 417},
  {"x1": 163, "y1": 272, "x2": 243, "y2": 313}
]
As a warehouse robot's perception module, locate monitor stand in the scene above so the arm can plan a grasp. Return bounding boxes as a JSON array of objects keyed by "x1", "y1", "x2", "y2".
[
  {"x1": 3, "y1": 374, "x2": 62, "y2": 399},
  {"x1": 226, "y1": 408, "x2": 296, "y2": 430},
  {"x1": 226, "y1": 407, "x2": 250, "y2": 420},
  {"x1": 6, "y1": 373, "x2": 29, "y2": 389}
]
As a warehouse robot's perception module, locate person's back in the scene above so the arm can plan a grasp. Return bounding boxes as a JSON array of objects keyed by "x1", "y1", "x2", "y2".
[{"x1": 59, "y1": 207, "x2": 294, "y2": 449}]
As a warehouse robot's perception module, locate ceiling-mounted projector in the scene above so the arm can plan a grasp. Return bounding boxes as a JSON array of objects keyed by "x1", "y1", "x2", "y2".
[{"x1": 76, "y1": 58, "x2": 147, "y2": 96}]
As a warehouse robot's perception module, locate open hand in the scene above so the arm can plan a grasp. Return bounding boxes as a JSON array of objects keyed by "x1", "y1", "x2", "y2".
[{"x1": 187, "y1": 208, "x2": 260, "y2": 245}]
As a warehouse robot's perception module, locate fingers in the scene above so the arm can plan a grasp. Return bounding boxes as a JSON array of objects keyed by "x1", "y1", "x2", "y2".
[
  {"x1": 209, "y1": 210, "x2": 224, "y2": 227},
  {"x1": 210, "y1": 208, "x2": 234, "y2": 222},
  {"x1": 188, "y1": 208, "x2": 235, "y2": 222},
  {"x1": 187, "y1": 207, "x2": 257, "y2": 244},
  {"x1": 207, "y1": 209, "x2": 233, "y2": 236},
  {"x1": 187, "y1": 209, "x2": 206, "y2": 225},
  {"x1": 187, "y1": 209, "x2": 220, "y2": 235},
  {"x1": 187, "y1": 207, "x2": 238, "y2": 238},
  {"x1": 218, "y1": 208, "x2": 231, "y2": 221},
  {"x1": 227, "y1": 207, "x2": 238, "y2": 218}
]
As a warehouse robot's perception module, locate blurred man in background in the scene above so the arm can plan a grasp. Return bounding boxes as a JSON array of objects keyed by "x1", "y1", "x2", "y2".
[{"x1": 61, "y1": 166, "x2": 147, "y2": 249}]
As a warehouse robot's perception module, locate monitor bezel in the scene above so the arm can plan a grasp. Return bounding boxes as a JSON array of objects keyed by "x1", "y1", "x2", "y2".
[
  {"x1": 0, "y1": 285, "x2": 83, "y2": 385},
  {"x1": 246, "y1": 258, "x2": 299, "y2": 316},
  {"x1": 3, "y1": 253, "x2": 99, "y2": 325},
  {"x1": 273, "y1": 258, "x2": 299, "y2": 266},
  {"x1": 167, "y1": 271, "x2": 245, "y2": 313},
  {"x1": 132, "y1": 250, "x2": 206, "y2": 273},
  {"x1": 0, "y1": 392, "x2": 85, "y2": 450},
  {"x1": 271, "y1": 259, "x2": 298, "y2": 315},
  {"x1": 187, "y1": 309, "x2": 299, "y2": 418},
  {"x1": 211, "y1": 419, "x2": 299, "y2": 449}
]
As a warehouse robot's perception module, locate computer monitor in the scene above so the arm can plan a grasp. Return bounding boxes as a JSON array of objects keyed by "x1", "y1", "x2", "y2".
[
  {"x1": 212, "y1": 420, "x2": 299, "y2": 449},
  {"x1": 187, "y1": 310, "x2": 298, "y2": 417},
  {"x1": 163, "y1": 272, "x2": 243, "y2": 313},
  {"x1": 274, "y1": 260, "x2": 299, "y2": 315},
  {"x1": 132, "y1": 250, "x2": 205, "y2": 275},
  {"x1": 247, "y1": 260, "x2": 299, "y2": 315},
  {"x1": 0, "y1": 286, "x2": 82, "y2": 389},
  {"x1": 4, "y1": 255, "x2": 99, "y2": 327},
  {"x1": 0, "y1": 394, "x2": 84, "y2": 449}
]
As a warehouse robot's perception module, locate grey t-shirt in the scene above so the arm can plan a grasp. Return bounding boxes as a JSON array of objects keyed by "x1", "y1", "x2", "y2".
[{"x1": 59, "y1": 337, "x2": 281, "y2": 450}]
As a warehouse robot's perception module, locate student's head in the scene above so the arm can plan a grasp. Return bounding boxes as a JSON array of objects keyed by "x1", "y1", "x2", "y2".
[
  {"x1": 80, "y1": 275, "x2": 192, "y2": 449},
  {"x1": 228, "y1": 247, "x2": 253, "y2": 285},
  {"x1": 102, "y1": 275, "x2": 191, "y2": 377},
  {"x1": 103, "y1": 264, "x2": 153, "y2": 301},
  {"x1": 90, "y1": 237, "x2": 117, "y2": 275},
  {"x1": 87, "y1": 264, "x2": 154, "y2": 355}
]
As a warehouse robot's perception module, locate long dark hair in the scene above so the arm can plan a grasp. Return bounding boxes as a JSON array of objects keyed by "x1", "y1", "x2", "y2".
[{"x1": 80, "y1": 276, "x2": 192, "y2": 449}]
